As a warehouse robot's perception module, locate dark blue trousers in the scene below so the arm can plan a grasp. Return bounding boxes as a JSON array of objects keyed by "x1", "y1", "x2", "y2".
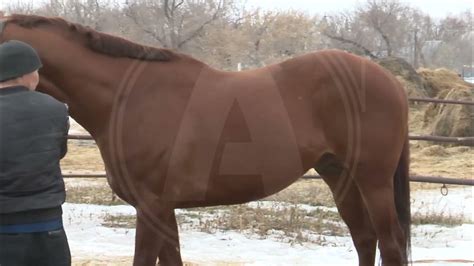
[{"x1": 0, "y1": 228, "x2": 71, "y2": 266}]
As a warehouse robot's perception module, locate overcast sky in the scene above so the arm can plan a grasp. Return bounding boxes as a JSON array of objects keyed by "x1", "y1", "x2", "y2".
[
  {"x1": 245, "y1": 0, "x2": 472, "y2": 18},
  {"x1": 0, "y1": 0, "x2": 472, "y2": 18}
]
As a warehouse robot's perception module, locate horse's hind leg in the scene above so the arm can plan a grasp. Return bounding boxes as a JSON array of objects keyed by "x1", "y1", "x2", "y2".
[
  {"x1": 323, "y1": 175, "x2": 377, "y2": 266},
  {"x1": 316, "y1": 154, "x2": 377, "y2": 266},
  {"x1": 133, "y1": 207, "x2": 182, "y2": 266},
  {"x1": 354, "y1": 167, "x2": 406, "y2": 265}
]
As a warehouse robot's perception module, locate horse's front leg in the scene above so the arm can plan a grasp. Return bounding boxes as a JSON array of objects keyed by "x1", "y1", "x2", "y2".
[{"x1": 133, "y1": 207, "x2": 182, "y2": 266}]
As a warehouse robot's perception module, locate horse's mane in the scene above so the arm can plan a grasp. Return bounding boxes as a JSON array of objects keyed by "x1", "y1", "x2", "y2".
[{"x1": 7, "y1": 14, "x2": 176, "y2": 62}]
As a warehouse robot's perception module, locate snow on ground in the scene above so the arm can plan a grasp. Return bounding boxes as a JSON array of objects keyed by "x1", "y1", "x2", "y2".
[
  {"x1": 411, "y1": 187, "x2": 473, "y2": 220},
  {"x1": 69, "y1": 118, "x2": 88, "y2": 135},
  {"x1": 64, "y1": 187, "x2": 473, "y2": 265},
  {"x1": 464, "y1": 77, "x2": 474, "y2": 84}
]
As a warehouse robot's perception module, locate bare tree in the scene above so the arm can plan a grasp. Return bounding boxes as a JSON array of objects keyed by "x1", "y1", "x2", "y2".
[
  {"x1": 320, "y1": 12, "x2": 379, "y2": 59},
  {"x1": 406, "y1": 9, "x2": 438, "y2": 68},
  {"x1": 32, "y1": 0, "x2": 119, "y2": 31},
  {"x1": 322, "y1": 0, "x2": 415, "y2": 60},
  {"x1": 2, "y1": 0, "x2": 471, "y2": 72},
  {"x1": 429, "y1": 11, "x2": 473, "y2": 71},
  {"x1": 4, "y1": 0, "x2": 36, "y2": 14},
  {"x1": 254, "y1": 11, "x2": 321, "y2": 64},
  {"x1": 123, "y1": 0, "x2": 230, "y2": 49},
  {"x1": 358, "y1": 0, "x2": 409, "y2": 57}
]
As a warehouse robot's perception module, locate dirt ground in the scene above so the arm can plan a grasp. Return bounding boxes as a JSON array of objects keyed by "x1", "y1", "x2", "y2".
[{"x1": 73, "y1": 257, "x2": 133, "y2": 266}]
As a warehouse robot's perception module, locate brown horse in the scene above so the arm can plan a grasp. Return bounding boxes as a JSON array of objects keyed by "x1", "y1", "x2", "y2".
[{"x1": 0, "y1": 14, "x2": 411, "y2": 266}]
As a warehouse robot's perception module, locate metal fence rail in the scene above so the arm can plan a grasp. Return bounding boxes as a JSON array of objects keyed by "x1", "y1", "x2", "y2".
[
  {"x1": 68, "y1": 134, "x2": 94, "y2": 140},
  {"x1": 409, "y1": 97, "x2": 474, "y2": 106},
  {"x1": 62, "y1": 172, "x2": 474, "y2": 186},
  {"x1": 409, "y1": 135, "x2": 474, "y2": 146},
  {"x1": 69, "y1": 134, "x2": 474, "y2": 145},
  {"x1": 302, "y1": 174, "x2": 474, "y2": 186}
]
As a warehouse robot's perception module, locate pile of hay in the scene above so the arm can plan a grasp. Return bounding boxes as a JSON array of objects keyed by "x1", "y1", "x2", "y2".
[
  {"x1": 418, "y1": 68, "x2": 473, "y2": 138},
  {"x1": 418, "y1": 68, "x2": 472, "y2": 97},
  {"x1": 377, "y1": 57, "x2": 431, "y2": 97},
  {"x1": 377, "y1": 59, "x2": 473, "y2": 140},
  {"x1": 426, "y1": 87, "x2": 473, "y2": 138}
]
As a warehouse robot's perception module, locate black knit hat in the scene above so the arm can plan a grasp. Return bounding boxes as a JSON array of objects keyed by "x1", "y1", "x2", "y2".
[{"x1": 0, "y1": 40, "x2": 42, "y2": 82}]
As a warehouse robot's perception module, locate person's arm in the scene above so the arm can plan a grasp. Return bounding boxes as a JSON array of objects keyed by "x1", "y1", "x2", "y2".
[{"x1": 60, "y1": 113, "x2": 69, "y2": 159}]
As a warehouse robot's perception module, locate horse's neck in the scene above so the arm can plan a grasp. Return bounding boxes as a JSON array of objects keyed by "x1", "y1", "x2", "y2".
[
  {"x1": 39, "y1": 55, "x2": 205, "y2": 140},
  {"x1": 39, "y1": 56, "x2": 120, "y2": 138}
]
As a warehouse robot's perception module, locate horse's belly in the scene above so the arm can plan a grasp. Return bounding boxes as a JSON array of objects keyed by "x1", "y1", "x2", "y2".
[{"x1": 175, "y1": 172, "x2": 303, "y2": 208}]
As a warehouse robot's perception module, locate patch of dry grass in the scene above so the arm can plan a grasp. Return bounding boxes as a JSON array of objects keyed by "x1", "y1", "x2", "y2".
[
  {"x1": 410, "y1": 145, "x2": 473, "y2": 191},
  {"x1": 412, "y1": 211, "x2": 467, "y2": 227},
  {"x1": 188, "y1": 204, "x2": 346, "y2": 241},
  {"x1": 99, "y1": 191, "x2": 466, "y2": 245},
  {"x1": 101, "y1": 213, "x2": 135, "y2": 228},
  {"x1": 101, "y1": 202, "x2": 347, "y2": 245},
  {"x1": 61, "y1": 140, "x2": 104, "y2": 173},
  {"x1": 265, "y1": 178, "x2": 336, "y2": 207},
  {"x1": 411, "y1": 200, "x2": 468, "y2": 226},
  {"x1": 66, "y1": 184, "x2": 126, "y2": 206}
]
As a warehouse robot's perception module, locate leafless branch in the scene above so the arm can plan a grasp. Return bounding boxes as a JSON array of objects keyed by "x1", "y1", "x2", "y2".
[
  {"x1": 323, "y1": 31, "x2": 379, "y2": 59},
  {"x1": 177, "y1": 0, "x2": 224, "y2": 48}
]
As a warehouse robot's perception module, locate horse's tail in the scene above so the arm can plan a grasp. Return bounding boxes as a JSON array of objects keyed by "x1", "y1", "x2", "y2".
[{"x1": 393, "y1": 134, "x2": 411, "y2": 264}]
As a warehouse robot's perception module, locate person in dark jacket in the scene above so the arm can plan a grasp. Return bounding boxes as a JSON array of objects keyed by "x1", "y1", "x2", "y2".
[{"x1": 0, "y1": 40, "x2": 70, "y2": 266}]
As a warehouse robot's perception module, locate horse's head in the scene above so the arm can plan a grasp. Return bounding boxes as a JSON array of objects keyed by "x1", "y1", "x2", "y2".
[
  {"x1": 0, "y1": 14, "x2": 182, "y2": 97},
  {"x1": 3, "y1": 15, "x2": 69, "y2": 56},
  {"x1": 0, "y1": 14, "x2": 74, "y2": 101}
]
